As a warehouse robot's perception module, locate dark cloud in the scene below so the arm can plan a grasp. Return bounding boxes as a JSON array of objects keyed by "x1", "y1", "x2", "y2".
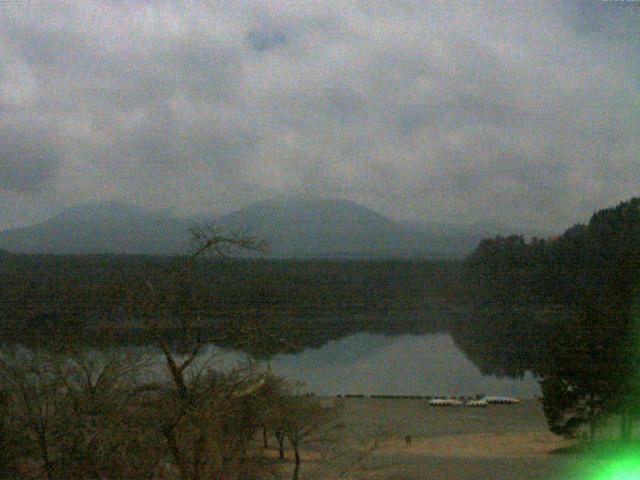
[
  {"x1": 0, "y1": 1, "x2": 638, "y2": 231},
  {"x1": 247, "y1": 28, "x2": 288, "y2": 51}
]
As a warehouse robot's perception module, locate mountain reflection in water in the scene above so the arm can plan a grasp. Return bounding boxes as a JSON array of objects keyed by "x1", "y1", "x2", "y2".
[{"x1": 205, "y1": 333, "x2": 540, "y2": 398}]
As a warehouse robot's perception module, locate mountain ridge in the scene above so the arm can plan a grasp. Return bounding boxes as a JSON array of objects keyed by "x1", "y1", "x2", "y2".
[{"x1": 0, "y1": 196, "x2": 527, "y2": 258}]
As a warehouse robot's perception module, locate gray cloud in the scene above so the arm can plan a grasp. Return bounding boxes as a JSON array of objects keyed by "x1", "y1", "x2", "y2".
[
  {"x1": 0, "y1": 127, "x2": 59, "y2": 193},
  {"x1": 247, "y1": 28, "x2": 288, "y2": 51},
  {"x1": 0, "y1": 0, "x2": 638, "y2": 232}
]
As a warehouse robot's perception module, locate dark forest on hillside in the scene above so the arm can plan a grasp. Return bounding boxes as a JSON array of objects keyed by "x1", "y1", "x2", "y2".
[
  {"x1": 0, "y1": 255, "x2": 467, "y2": 354},
  {"x1": 466, "y1": 197, "x2": 640, "y2": 438}
]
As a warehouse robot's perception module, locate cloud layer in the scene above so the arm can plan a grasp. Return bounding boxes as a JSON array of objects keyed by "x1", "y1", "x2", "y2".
[{"x1": 0, "y1": 0, "x2": 638, "y2": 231}]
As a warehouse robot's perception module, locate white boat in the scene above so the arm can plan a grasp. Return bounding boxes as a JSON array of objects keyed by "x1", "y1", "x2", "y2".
[
  {"x1": 482, "y1": 396, "x2": 520, "y2": 404},
  {"x1": 429, "y1": 398, "x2": 463, "y2": 407},
  {"x1": 465, "y1": 399, "x2": 488, "y2": 407}
]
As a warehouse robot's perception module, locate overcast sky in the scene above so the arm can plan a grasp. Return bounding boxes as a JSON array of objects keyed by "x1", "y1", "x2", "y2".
[{"x1": 0, "y1": 0, "x2": 638, "y2": 232}]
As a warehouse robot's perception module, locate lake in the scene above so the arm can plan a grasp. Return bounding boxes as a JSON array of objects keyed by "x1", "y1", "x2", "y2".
[{"x1": 205, "y1": 332, "x2": 541, "y2": 398}]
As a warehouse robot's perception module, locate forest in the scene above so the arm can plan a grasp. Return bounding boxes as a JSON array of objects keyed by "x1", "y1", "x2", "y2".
[
  {"x1": 0, "y1": 254, "x2": 465, "y2": 354},
  {"x1": 466, "y1": 197, "x2": 640, "y2": 439}
]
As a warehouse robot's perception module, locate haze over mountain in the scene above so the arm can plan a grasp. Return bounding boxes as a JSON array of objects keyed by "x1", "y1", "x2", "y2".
[
  {"x1": 0, "y1": 197, "x2": 537, "y2": 258},
  {"x1": 0, "y1": 201, "x2": 192, "y2": 255},
  {"x1": 214, "y1": 196, "x2": 435, "y2": 258}
]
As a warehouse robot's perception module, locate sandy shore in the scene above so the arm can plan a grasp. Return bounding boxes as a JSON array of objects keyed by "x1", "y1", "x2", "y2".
[
  {"x1": 381, "y1": 431, "x2": 571, "y2": 459},
  {"x1": 279, "y1": 398, "x2": 582, "y2": 480}
]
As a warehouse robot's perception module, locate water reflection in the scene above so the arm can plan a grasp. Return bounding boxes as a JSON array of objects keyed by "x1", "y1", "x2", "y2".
[
  {"x1": 204, "y1": 333, "x2": 540, "y2": 398},
  {"x1": 10, "y1": 305, "x2": 546, "y2": 398}
]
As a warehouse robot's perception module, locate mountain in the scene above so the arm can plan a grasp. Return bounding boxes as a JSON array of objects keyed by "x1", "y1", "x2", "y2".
[
  {"x1": 0, "y1": 196, "x2": 516, "y2": 258},
  {"x1": 0, "y1": 201, "x2": 192, "y2": 255},
  {"x1": 211, "y1": 196, "x2": 472, "y2": 258}
]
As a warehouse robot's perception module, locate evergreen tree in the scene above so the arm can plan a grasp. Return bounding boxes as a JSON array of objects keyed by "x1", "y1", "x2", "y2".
[{"x1": 540, "y1": 306, "x2": 628, "y2": 440}]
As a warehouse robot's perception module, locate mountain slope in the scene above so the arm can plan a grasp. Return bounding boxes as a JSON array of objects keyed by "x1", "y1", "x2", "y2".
[
  {"x1": 0, "y1": 201, "x2": 192, "y2": 255},
  {"x1": 0, "y1": 197, "x2": 509, "y2": 258},
  {"x1": 213, "y1": 196, "x2": 452, "y2": 258}
]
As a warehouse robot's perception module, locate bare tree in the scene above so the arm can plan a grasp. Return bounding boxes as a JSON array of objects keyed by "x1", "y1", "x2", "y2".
[
  {"x1": 263, "y1": 386, "x2": 337, "y2": 480},
  {"x1": 0, "y1": 344, "x2": 160, "y2": 480},
  {"x1": 0, "y1": 348, "x2": 66, "y2": 480},
  {"x1": 265, "y1": 395, "x2": 289, "y2": 460},
  {"x1": 256, "y1": 370, "x2": 289, "y2": 452},
  {"x1": 48, "y1": 347, "x2": 159, "y2": 480},
  {"x1": 285, "y1": 396, "x2": 335, "y2": 480},
  {"x1": 143, "y1": 358, "x2": 277, "y2": 480},
  {"x1": 134, "y1": 225, "x2": 275, "y2": 480},
  {"x1": 141, "y1": 225, "x2": 267, "y2": 396}
]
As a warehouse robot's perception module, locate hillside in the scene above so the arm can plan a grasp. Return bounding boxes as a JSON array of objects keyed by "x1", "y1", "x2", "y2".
[
  {"x1": 0, "y1": 201, "x2": 192, "y2": 255},
  {"x1": 212, "y1": 197, "x2": 445, "y2": 258},
  {"x1": 0, "y1": 196, "x2": 516, "y2": 258}
]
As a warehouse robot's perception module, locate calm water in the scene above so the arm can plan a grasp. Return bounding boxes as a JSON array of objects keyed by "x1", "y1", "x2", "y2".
[{"x1": 205, "y1": 332, "x2": 541, "y2": 398}]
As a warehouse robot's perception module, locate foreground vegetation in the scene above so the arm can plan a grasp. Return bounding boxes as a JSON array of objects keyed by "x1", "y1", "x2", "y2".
[{"x1": 0, "y1": 343, "x2": 340, "y2": 480}]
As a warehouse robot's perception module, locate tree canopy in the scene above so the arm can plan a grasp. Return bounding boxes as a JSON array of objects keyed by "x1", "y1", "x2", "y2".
[{"x1": 467, "y1": 196, "x2": 640, "y2": 439}]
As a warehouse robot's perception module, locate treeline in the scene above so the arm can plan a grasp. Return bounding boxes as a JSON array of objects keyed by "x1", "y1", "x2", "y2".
[
  {"x1": 466, "y1": 197, "x2": 640, "y2": 439},
  {"x1": 466, "y1": 197, "x2": 640, "y2": 308},
  {"x1": 0, "y1": 255, "x2": 465, "y2": 354}
]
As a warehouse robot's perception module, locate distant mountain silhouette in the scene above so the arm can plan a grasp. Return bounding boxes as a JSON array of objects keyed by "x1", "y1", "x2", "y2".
[
  {"x1": 0, "y1": 201, "x2": 191, "y2": 255},
  {"x1": 207, "y1": 196, "x2": 508, "y2": 258},
  {"x1": 209, "y1": 196, "x2": 429, "y2": 258},
  {"x1": 0, "y1": 196, "x2": 530, "y2": 258}
]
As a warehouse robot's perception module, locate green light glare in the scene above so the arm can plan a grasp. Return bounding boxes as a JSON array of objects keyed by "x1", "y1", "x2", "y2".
[{"x1": 588, "y1": 448, "x2": 640, "y2": 480}]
